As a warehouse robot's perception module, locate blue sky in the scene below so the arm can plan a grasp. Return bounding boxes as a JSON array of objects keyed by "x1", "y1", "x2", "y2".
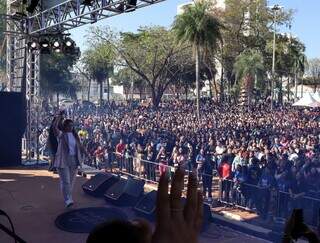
[{"x1": 70, "y1": 0, "x2": 320, "y2": 58}]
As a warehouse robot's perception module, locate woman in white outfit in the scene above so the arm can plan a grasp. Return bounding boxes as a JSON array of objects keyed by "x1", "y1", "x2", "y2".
[{"x1": 53, "y1": 114, "x2": 88, "y2": 207}]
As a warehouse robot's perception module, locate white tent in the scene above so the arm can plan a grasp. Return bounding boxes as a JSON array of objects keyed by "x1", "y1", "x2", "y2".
[
  {"x1": 292, "y1": 93, "x2": 320, "y2": 107},
  {"x1": 312, "y1": 92, "x2": 320, "y2": 102}
]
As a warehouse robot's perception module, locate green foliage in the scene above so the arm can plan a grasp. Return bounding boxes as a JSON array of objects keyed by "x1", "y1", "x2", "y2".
[
  {"x1": 266, "y1": 34, "x2": 306, "y2": 77},
  {"x1": 40, "y1": 52, "x2": 79, "y2": 98},
  {"x1": 172, "y1": 0, "x2": 223, "y2": 55},
  {"x1": 233, "y1": 48, "x2": 265, "y2": 98},
  {"x1": 113, "y1": 67, "x2": 145, "y2": 95},
  {"x1": 88, "y1": 26, "x2": 191, "y2": 107},
  {"x1": 222, "y1": 0, "x2": 294, "y2": 88},
  {"x1": 82, "y1": 42, "x2": 115, "y2": 83}
]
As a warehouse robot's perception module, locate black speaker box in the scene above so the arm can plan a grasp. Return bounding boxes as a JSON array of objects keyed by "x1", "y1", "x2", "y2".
[
  {"x1": 104, "y1": 177, "x2": 145, "y2": 206},
  {"x1": 0, "y1": 92, "x2": 26, "y2": 167},
  {"x1": 82, "y1": 173, "x2": 119, "y2": 197},
  {"x1": 134, "y1": 190, "x2": 157, "y2": 219}
]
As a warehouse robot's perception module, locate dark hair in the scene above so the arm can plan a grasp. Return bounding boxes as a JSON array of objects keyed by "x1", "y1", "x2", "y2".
[
  {"x1": 86, "y1": 220, "x2": 148, "y2": 243},
  {"x1": 63, "y1": 119, "x2": 73, "y2": 130}
]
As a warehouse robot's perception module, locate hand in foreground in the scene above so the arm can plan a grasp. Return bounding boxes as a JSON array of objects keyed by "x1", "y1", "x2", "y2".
[
  {"x1": 283, "y1": 209, "x2": 319, "y2": 243},
  {"x1": 152, "y1": 168, "x2": 203, "y2": 243}
]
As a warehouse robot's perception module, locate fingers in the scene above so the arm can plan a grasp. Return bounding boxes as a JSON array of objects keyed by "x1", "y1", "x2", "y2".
[
  {"x1": 156, "y1": 172, "x2": 170, "y2": 226},
  {"x1": 194, "y1": 190, "x2": 203, "y2": 232},
  {"x1": 170, "y1": 167, "x2": 185, "y2": 221},
  {"x1": 184, "y1": 171, "x2": 198, "y2": 223}
]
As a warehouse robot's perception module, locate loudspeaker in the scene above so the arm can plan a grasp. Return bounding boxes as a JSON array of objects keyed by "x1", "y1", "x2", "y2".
[
  {"x1": 82, "y1": 173, "x2": 119, "y2": 197},
  {"x1": 104, "y1": 177, "x2": 145, "y2": 206},
  {"x1": 0, "y1": 92, "x2": 26, "y2": 167},
  {"x1": 134, "y1": 190, "x2": 157, "y2": 219}
]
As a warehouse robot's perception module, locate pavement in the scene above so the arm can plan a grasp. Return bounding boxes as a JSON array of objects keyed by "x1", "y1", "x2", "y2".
[{"x1": 0, "y1": 167, "x2": 271, "y2": 243}]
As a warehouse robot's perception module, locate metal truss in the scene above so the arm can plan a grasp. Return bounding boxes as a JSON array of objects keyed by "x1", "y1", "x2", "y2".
[
  {"x1": 25, "y1": 49, "x2": 41, "y2": 161},
  {"x1": 27, "y1": 0, "x2": 165, "y2": 34}
]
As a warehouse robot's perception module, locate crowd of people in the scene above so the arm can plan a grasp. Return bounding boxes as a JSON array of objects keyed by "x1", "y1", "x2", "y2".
[{"x1": 39, "y1": 99, "x2": 320, "y2": 219}]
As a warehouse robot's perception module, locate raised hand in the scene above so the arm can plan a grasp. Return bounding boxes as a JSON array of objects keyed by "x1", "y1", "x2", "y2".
[{"x1": 152, "y1": 168, "x2": 203, "y2": 243}]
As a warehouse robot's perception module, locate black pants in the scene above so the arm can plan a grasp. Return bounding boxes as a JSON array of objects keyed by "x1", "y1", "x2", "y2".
[
  {"x1": 203, "y1": 175, "x2": 213, "y2": 198},
  {"x1": 221, "y1": 180, "x2": 232, "y2": 203}
]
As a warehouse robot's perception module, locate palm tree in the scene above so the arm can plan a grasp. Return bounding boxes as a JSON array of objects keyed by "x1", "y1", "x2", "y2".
[
  {"x1": 82, "y1": 44, "x2": 115, "y2": 106},
  {"x1": 173, "y1": 0, "x2": 222, "y2": 119},
  {"x1": 233, "y1": 49, "x2": 264, "y2": 107}
]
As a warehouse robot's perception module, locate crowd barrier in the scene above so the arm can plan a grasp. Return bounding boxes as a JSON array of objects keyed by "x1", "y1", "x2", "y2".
[{"x1": 85, "y1": 152, "x2": 320, "y2": 227}]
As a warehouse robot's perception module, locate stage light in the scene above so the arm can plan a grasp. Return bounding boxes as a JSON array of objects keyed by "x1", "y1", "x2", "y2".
[
  {"x1": 52, "y1": 39, "x2": 62, "y2": 53},
  {"x1": 39, "y1": 38, "x2": 51, "y2": 54},
  {"x1": 28, "y1": 40, "x2": 38, "y2": 51},
  {"x1": 65, "y1": 40, "x2": 73, "y2": 47}
]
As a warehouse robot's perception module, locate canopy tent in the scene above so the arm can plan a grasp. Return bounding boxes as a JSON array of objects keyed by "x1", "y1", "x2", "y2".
[{"x1": 292, "y1": 93, "x2": 320, "y2": 107}]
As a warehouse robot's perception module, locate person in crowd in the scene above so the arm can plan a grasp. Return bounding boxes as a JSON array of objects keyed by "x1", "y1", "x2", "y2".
[
  {"x1": 156, "y1": 146, "x2": 169, "y2": 177},
  {"x1": 257, "y1": 167, "x2": 276, "y2": 219},
  {"x1": 196, "y1": 148, "x2": 205, "y2": 181},
  {"x1": 202, "y1": 151, "x2": 214, "y2": 202},
  {"x1": 116, "y1": 139, "x2": 126, "y2": 170}
]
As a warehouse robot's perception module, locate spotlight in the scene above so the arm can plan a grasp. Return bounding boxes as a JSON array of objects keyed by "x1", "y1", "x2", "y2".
[
  {"x1": 39, "y1": 38, "x2": 51, "y2": 54},
  {"x1": 52, "y1": 39, "x2": 62, "y2": 53},
  {"x1": 28, "y1": 40, "x2": 38, "y2": 51},
  {"x1": 63, "y1": 37, "x2": 75, "y2": 54},
  {"x1": 65, "y1": 39, "x2": 73, "y2": 47}
]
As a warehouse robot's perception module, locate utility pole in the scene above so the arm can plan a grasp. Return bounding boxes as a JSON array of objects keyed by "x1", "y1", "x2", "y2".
[{"x1": 270, "y1": 4, "x2": 283, "y2": 110}]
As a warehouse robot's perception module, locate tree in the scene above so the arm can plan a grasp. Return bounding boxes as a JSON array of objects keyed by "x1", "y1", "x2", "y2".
[
  {"x1": 113, "y1": 67, "x2": 146, "y2": 100},
  {"x1": 306, "y1": 58, "x2": 320, "y2": 92},
  {"x1": 221, "y1": 0, "x2": 294, "y2": 101},
  {"x1": 82, "y1": 43, "x2": 115, "y2": 106},
  {"x1": 173, "y1": 0, "x2": 223, "y2": 119},
  {"x1": 233, "y1": 49, "x2": 264, "y2": 106},
  {"x1": 88, "y1": 26, "x2": 189, "y2": 108},
  {"x1": 40, "y1": 52, "x2": 80, "y2": 106},
  {"x1": 266, "y1": 34, "x2": 306, "y2": 103}
]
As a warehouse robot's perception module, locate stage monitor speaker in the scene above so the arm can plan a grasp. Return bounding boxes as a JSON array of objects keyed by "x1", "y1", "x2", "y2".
[
  {"x1": 134, "y1": 190, "x2": 157, "y2": 219},
  {"x1": 0, "y1": 92, "x2": 26, "y2": 167},
  {"x1": 104, "y1": 177, "x2": 145, "y2": 206},
  {"x1": 82, "y1": 173, "x2": 119, "y2": 197}
]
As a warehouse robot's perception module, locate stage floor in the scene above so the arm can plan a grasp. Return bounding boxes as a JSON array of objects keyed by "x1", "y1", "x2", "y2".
[{"x1": 0, "y1": 168, "x2": 270, "y2": 243}]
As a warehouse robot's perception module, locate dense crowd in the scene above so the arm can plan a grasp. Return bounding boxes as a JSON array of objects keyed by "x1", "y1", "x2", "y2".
[{"x1": 38, "y1": 99, "x2": 320, "y2": 218}]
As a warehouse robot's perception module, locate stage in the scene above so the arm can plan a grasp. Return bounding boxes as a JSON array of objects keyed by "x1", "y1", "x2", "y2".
[{"x1": 0, "y1": 168, "x2": 270, "y2": 243}]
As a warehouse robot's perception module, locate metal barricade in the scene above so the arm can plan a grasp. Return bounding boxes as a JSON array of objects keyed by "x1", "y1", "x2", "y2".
[{"x1": 275, "y1": 190, "x2": 320, "y2": 227}]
